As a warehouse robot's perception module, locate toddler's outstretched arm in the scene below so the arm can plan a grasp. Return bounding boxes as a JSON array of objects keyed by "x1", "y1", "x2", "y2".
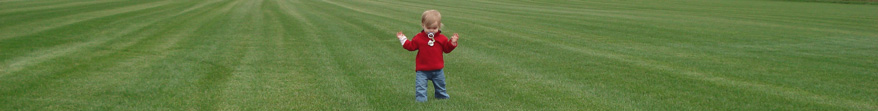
[
  {"x1": 443, "y1": 33, "x2": 459, "y2": 53},
  {"x1": 398, "y1": 31, "x2": 418, "y2": 51}
]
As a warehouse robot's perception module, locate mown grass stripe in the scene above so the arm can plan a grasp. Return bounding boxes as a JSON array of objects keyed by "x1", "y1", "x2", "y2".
[
  {"x1": 0, "y1": 0, "x2": 175, "y2": 40},
  {"x1": 0, "y1": 0, "x2": 116, "y2": 14},
  {"x1": 0, "y1": 1, "x2": 191, "y2": 78},
  {"x1": 0, "y1": 0, "x2": 242, "y2": 110}
]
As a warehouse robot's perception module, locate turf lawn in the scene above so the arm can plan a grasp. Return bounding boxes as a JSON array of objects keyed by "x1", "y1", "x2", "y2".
[{"x1": 1, "y1": 0, "x2": 877, "y2": 110}]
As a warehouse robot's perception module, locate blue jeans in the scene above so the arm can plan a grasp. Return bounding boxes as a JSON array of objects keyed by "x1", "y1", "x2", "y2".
[{"x1": 415, "y1": 69, "x2": 449, "y2": 102}]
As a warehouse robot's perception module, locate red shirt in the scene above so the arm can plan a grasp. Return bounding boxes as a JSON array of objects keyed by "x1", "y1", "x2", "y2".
[{"x1": 403, "y1": 30, "x2": 457, "y2": 71}]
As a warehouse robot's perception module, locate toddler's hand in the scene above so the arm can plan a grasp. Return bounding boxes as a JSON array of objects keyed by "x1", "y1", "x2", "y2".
[
  {"x1": 451, "y1": 33, "x2": 459, "y2": 45},
  {"x1": 397, "y1": 31, "x2": 407, "y2": 45},
  {"x1": 397, "y1": 32, "x2": 407, "y2": 40}
]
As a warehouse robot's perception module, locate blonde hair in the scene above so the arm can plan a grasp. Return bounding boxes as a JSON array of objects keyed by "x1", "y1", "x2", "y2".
[{"x1": 421, "y1": 10, "x2": 443, "y2": 28}]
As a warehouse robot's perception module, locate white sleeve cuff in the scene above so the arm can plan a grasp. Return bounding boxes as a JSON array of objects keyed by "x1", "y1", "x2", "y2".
[{"x1": 398, "y1": 37, "x2": 407, "y2": 45}]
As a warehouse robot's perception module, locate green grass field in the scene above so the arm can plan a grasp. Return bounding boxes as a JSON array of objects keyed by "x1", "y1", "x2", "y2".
[{"x1": 1, "y1": 0, "x2": 877, "y2": 110}]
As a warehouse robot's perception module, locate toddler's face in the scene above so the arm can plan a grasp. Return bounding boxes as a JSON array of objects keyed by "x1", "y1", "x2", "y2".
[
  {"x1": 422, "y1": 21, "x2": 440, "y2": 34},
  {"x1": 423, "y1": 26, "x2": 439, "y2": 34}
]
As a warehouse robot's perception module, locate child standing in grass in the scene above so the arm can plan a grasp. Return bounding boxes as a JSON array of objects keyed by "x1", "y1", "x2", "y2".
[{"x1": 396, "y1": 10, "x2": 459, "y2": 102}]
